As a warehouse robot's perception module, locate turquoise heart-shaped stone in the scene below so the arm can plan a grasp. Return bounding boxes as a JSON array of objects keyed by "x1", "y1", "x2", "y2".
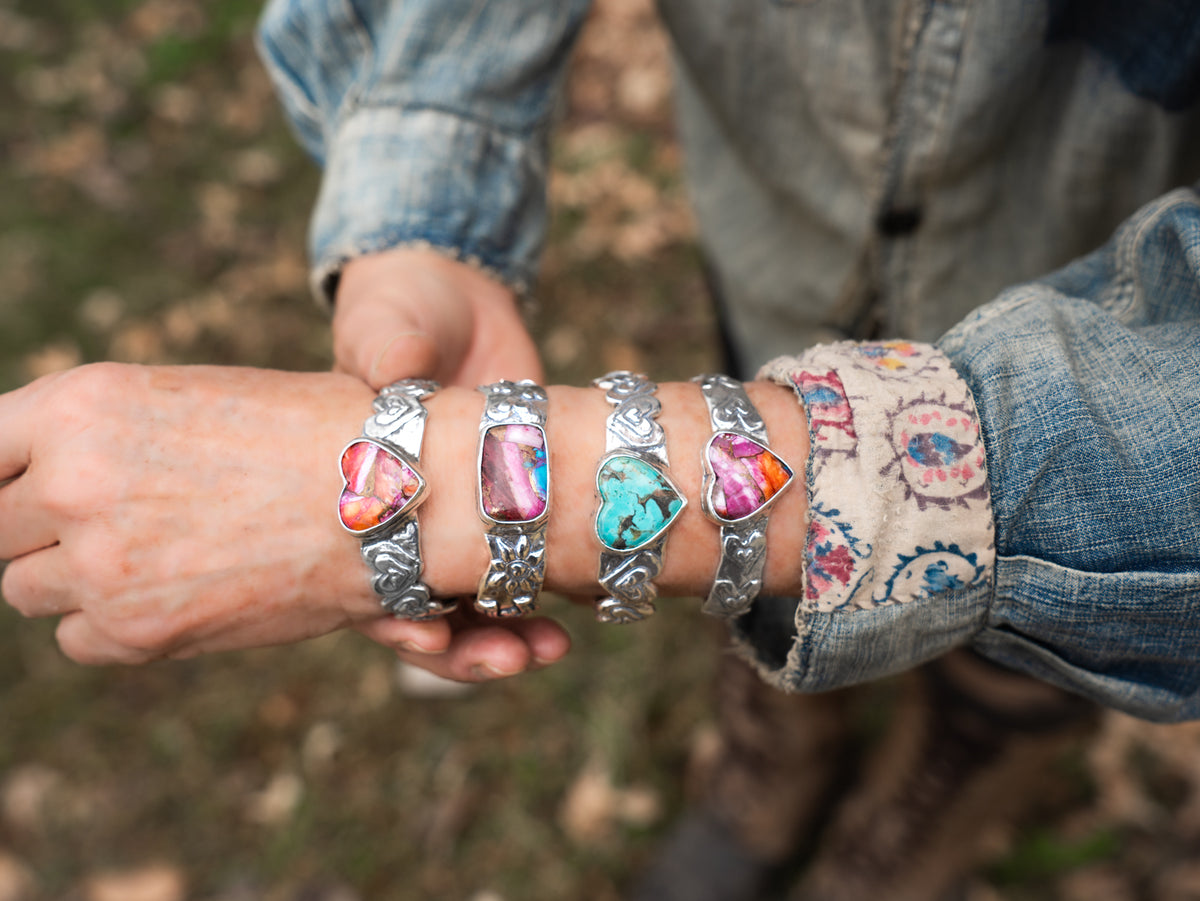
[{"x1": 595, "y1": 454, "x2": 685, "y2": 551}]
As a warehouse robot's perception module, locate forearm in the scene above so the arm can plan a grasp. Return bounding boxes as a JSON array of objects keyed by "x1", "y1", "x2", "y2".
[
  {"x1": 0, "y1": 364, "x2": 806, "y2": 666},
  {"x1": 343, "y1": 380, "x2": 810, "y2": 610},
  {"x1": 257, "y1": 0, "x2": 593, "y2": 302}
]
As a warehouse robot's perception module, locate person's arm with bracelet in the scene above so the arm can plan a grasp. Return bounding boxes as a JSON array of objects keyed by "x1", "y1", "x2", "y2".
[
  {"x1": 2, "y1": 189, "x2": 1199, "y2": 718},
  {"x1": 256, "y1": 0, "x2": 593, "y2": 675},
  {"x1": 256, "y1": 0, "x2": 590, "y2": 389},
  {"x1": 722, "y1": 187, "x2": 1200, "y2": 722}
]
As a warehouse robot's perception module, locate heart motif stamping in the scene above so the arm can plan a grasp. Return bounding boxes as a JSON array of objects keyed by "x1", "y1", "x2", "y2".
[
  {"x1": 595, "y1": 454, "x2": 685, "y2": 552},
  {"x1": 704, "y1": 431, "x2": 793, "y2": 523},
  {"x1": 339, "y1": 439, "x2": 425, "y2": 535}
]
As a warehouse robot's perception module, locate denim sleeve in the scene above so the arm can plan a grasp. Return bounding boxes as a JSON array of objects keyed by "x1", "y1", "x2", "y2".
[
  {"x1": 256, "y1": 0, "x2": 592, "y2": 303},
  {"x1": 744, "y1": 188, "x2": 1200, "y2": 723},
  {"x1": 939, "y1": 187, "x2": 1200, "y2": 723}
]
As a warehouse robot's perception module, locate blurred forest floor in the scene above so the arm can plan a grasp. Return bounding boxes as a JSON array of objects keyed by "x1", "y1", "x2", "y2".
[{"x1": 3, "y1": 1, "x2": 1200, "y2": 899}]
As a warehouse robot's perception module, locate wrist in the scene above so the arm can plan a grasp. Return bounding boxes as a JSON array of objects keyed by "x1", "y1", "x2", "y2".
[
  {"x1": 340, "y1": 246, "x2": 515, "y2": 310},
  {"x1": 411, "y1": 379, "x2": 808, "y2": 604},
  {"x1": 333, "y1": 246, "x2": 538, "y2": 389}
]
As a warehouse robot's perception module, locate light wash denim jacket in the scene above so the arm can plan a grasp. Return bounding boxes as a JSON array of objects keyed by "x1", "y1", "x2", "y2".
[{"x1": 258, "y1": 1, "x2": 1200, "y2": 721}]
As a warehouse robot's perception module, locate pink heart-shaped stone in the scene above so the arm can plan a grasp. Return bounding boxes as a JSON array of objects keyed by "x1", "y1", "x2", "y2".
[
  {"x1": 339, "y1": 440, "x2": 423, "y2": 533},
  {"x1": 706, "y1": 432, "x2": 793, "y2": 521}
]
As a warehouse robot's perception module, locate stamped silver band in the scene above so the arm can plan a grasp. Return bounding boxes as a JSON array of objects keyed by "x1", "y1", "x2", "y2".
[
  {"x1": 475, "y1": 379, "x2": 550, "y2": 617},
  {"x1": 592, "y1": 371, "x2": 686, "y2": 624},
  {"x1": 693, "y1": 374, "x2": 794, "y2": 617},
  {"x1": 338, "y1": 379, "x2": 453, "y2": 620}
]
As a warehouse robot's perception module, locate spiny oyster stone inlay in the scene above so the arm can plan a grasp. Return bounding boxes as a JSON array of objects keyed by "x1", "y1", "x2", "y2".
[
  {"x1": 707, "y1": 432, "x2": 792, "y2": 521},
  {"x1": 596, "y1": 454, "x2": 684, "y2": 551},
  {"x1": 339, "y1": 440, "x2": 422, "y2": 533},
  {"x1": 480, "y1": 424, "x2": 549, "y2": 522}
]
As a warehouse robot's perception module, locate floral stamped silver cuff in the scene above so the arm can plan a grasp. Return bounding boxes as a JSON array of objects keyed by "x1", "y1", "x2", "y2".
[
  {"x1": 475, "y1": 379, "x2": 551, "y2": 617},
  {"x1": 337, "y1": 379, "x2": 454, "y2": 620},
  {"x1": 693, "y1": 374, "x2": 794, "y2": 617},
  {"x1": 592, "y1": 371, "x2": 686, "y2": 624}
]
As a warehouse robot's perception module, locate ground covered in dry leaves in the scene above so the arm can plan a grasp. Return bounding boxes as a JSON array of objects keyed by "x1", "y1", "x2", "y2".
[{"x1": 2, "y1": 1, "x2": 1200, "y2": 899}]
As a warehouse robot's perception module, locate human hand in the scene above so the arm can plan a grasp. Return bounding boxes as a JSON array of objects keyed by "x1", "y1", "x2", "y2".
[
  {"x1": 0, "y1": 363, "x2": 571, "y2": 673},
  {"x1": 332, "y1": 247, "x2": 569, "y2": 678},
  {"x1": 332, "y1": 246, "x2": 545, "y2": 390}
]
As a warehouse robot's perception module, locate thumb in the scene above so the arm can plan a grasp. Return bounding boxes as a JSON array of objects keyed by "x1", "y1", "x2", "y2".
[
  {"x1": 332, "y1": 290, "x2": 470, "y2": 391},
  {"x1": 332, "y1": 253, "x2": 473, "y2": 390},
  {"x1": 334, "y1": 319, "x2": 442, "y2": 390}
]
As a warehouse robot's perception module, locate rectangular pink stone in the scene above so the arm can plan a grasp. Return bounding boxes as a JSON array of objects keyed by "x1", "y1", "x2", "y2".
[{"x1": 480, "y1": 424, "x2": 549, "y2": 522}]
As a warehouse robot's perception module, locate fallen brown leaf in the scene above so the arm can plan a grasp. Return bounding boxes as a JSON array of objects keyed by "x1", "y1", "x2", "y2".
[
  {"x1": 83, "y1": 864, "x2": 186, "y2": 901},
  {"x1": 0, "y1": 851, "x2": 35, "y2": 901}
]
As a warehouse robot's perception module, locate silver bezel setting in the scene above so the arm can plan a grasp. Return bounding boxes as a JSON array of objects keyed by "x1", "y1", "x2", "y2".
[
  {"x1": 698, "y1": 429, "x2": 794, "y2": 527},
  {"x1": 338, "y1": 437, "x2": 430, "y2": 540},
  {"x1": 342, "y1": 380, "x2": 452, "y2": 621},
  {"x1": 591, "y1": 370, "x2": 684, "y2": 624},
  {"x1": 475, "y1": 422, "x2": 551, "y2": 528},
  {"x1": 475, "y1": 379, "x2": 551, "y2": 617},
  {"x1": 594, "y1": 449, "x2": 687, "y2": 553}
]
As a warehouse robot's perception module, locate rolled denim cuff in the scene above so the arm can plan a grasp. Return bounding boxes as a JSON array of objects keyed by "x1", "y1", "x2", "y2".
[
  {"x1": 310, "y1": 105, "x2": 548, "y2": 307},
  {"x1": 732, "y1": 343, "x2": 997, "y2": 692}
]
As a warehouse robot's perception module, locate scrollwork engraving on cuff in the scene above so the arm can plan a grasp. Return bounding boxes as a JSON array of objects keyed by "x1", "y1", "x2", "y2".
[
  {"x1": 476, "y1": 379, "x2": 550, "y2": 617},
  {"x1": 592, "y1": 371, "x2": 685, "y2": 624},
  {"x1": 596, "y1": 545, "x2": 665, "y2": 624},
  {"x1": 693, "y1": 374, "x2": 793, "y2": 618},
  {"x1": 476, "y1": 527, "x2": 546, "y2": 617},
  {"x1": 706, "y1": 522, "x2": 768, "y2": 616},
  {"x1": 341, "y1": 379, "x2": 452, "y2": 621},
  {"x1": 696, "y1": 373, "x2": 768, "y2": 441}
]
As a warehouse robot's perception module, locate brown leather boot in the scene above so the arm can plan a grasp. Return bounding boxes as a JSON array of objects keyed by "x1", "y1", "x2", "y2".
[
  {"x1": 627, "y1": 651, "x2": 856, "y2": 901},
  {"x1": 788, "y1": 649, "x2": 1099, "y2": 901}
]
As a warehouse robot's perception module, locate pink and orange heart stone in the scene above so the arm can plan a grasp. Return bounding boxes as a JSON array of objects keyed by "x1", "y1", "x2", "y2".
[
  {"x1": 705, "y1": 432, "x2": 793, "y2": 522},
  {"x1": 338, "y1": 440, "x2": 424, "y2": 534}
]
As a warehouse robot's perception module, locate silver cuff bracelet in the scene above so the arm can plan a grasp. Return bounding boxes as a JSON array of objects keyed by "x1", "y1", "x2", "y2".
[
  {"x1": 693, "y1": 374, "x2": 794, "y2": 617},
  {"x1": 337, "y1": 379, "x2": 453, "y2": 620},
  {"x1": 475, "y1": 379, "x2": 551, "y2": 617},
  {"x1": 592, "y1": 371, "x2": 686, "y2": 624}
]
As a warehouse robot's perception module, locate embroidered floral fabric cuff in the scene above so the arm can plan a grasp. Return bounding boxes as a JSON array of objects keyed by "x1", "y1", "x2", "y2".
[{"x1": 744, "y1": 342, "x2": 996, "y2": 689}]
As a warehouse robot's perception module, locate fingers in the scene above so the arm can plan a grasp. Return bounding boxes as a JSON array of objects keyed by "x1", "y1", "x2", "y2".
[
  {"x1": 517, "y1": 615, "x2": 573, "y2": 667},
  {"x1": 1, "y1": 546, "x2": 71, "y2": 619},
  {"x1": 396, "y1": 616, "x2": 568, "y2": 682},
  {"x1": 0, "y1": 476, "x2": 59, "y2": 560},
  {"x1": 356, "y1": 610, "x2": 571, "y2": 682},
  {"x1": 333, "y1": 247, "x2": 544, "y2": 389},
  {"x1": 367, "y1": 331, "x2": 444, "y2": 390},
  {"x1": 55, "y1": 612, "x2": 157, "y2": 666},
  {"x1": 0, "y1": 377, "x2": 47, "y2": 482},
  {"x1": 354, "y1": 615, "x2": 452, "y2": 655},
  {"x1": 3, "y1": 549, "x2": 157, "y2": 666}
]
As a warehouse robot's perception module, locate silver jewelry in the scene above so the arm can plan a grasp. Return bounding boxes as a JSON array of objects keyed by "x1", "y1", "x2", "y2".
[
  {"x1": 476, "y1": 379, "x2": 551, "y2": 616},
  {"x1": 337, "y1": 379, "x2": 453, "y2": 620},
  {"x1": 693, "y1": 374, "x2": 794, "y2": 617},
  {"x1": 592, "y1": 371, "x2": 686, "y2": 624}
]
